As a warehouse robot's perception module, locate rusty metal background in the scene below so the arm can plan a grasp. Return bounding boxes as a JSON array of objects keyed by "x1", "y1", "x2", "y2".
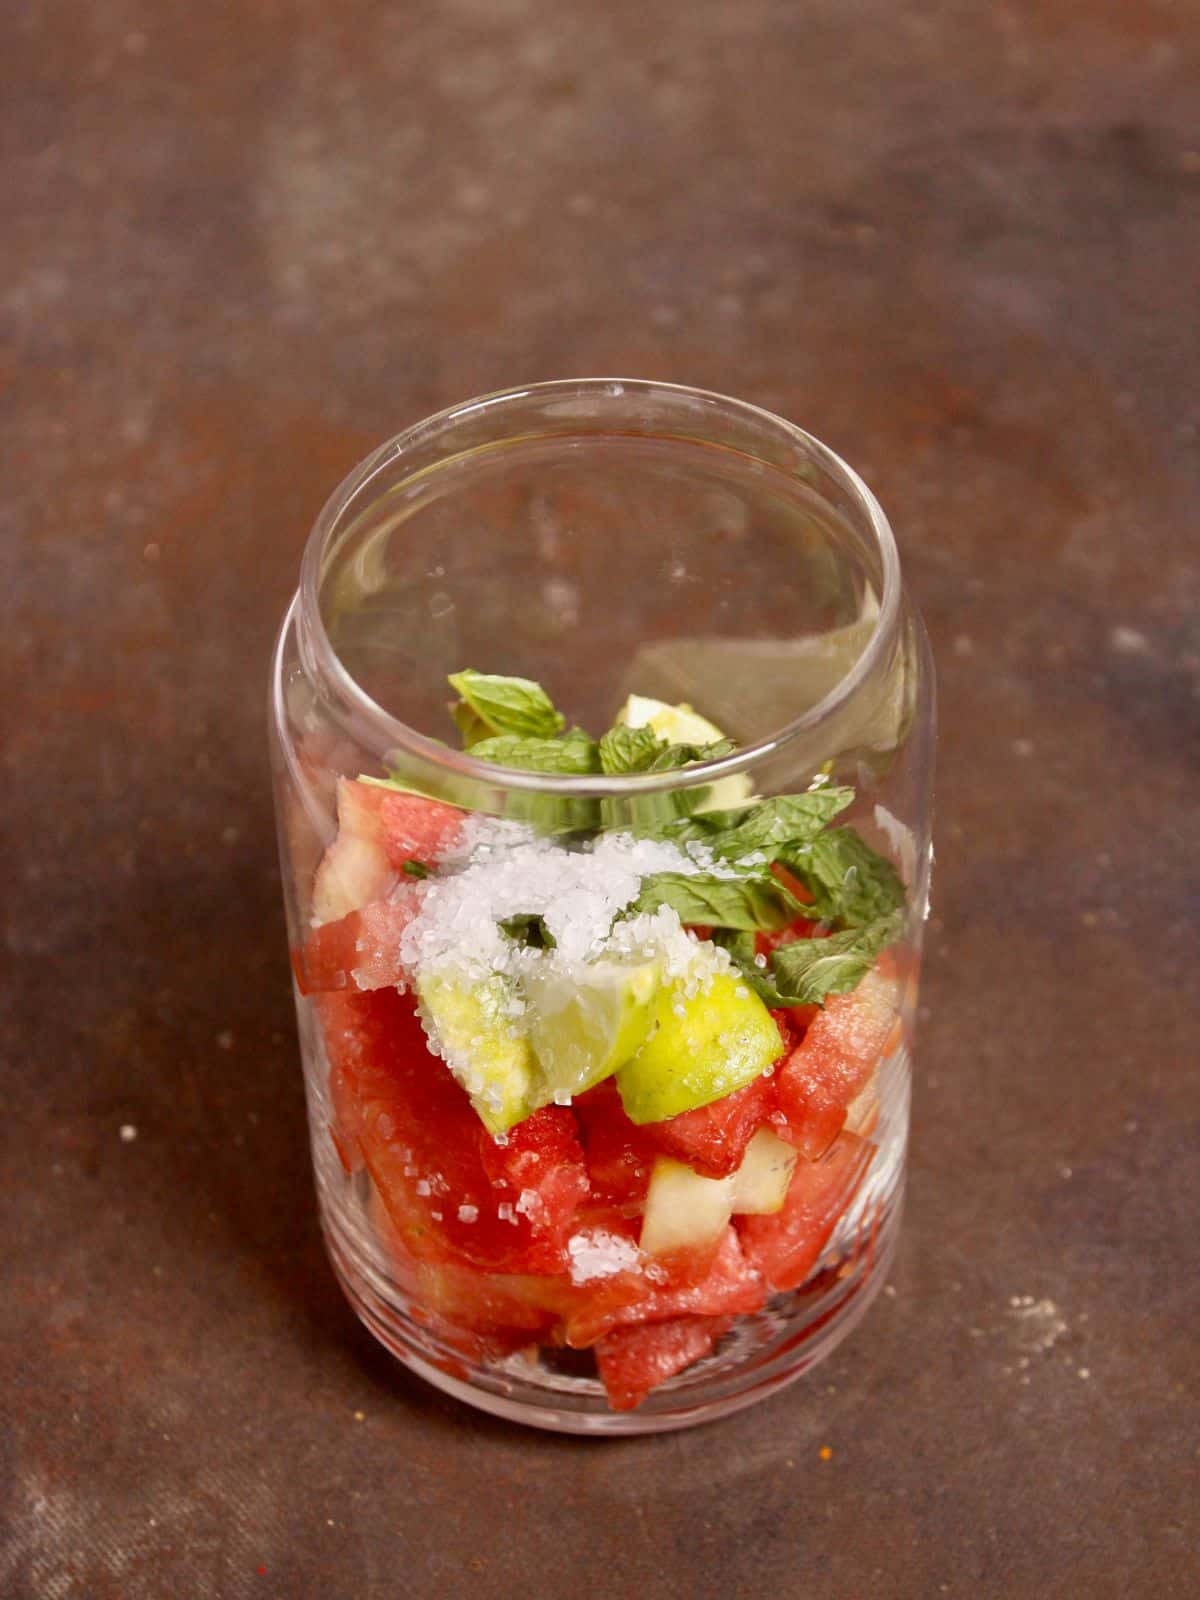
[{"x1": 3, "y1": 2, "x2": 1198, "y2": 1595}]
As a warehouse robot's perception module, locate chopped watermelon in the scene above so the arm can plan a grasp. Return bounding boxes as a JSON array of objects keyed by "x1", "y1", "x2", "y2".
[
  {"x1": 295, "y1": 895, "x2": 419, "y2": 995},
  {"x1": 317, "y1": 988, "x2": 588, "y2": 1274},
  {"x1": 574, "y1": 1080, "x2": 656, "y2": 1202},
  {"x1": 595, "y1": 1315, "x2": 733, "y2": 1411},
  {"x1": 737, "y1": 1132, "x2": 874, "y2": 1291},
  {"x1": 772, "y1": 966, "x2": 900, "y2": 1158},
  {"x1": 640, "y1": 1069, "x2": 778, "y2": 1179},
  {"x1": 564, "y1": 1223, "x2": 766, "y2": 1347},
  {"x1": 477, "y1": 1106, "x2": 592, "y2": 1238},
  {"x1": 374, "y1": 788, "x2": 467, "y2": 871}
]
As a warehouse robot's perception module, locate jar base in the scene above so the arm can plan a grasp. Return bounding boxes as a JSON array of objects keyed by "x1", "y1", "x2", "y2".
[{"x1": 323, "y1": 1196, "x2": 901, "y2": 1436}]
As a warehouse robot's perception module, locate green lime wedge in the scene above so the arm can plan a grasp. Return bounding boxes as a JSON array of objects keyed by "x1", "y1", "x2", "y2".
[
  {"x1": 616, "y1": 694, "x2": 752, "y2": 808},
  {"x1": 525, "y1": 958, "x2": 659, "y2": 1102},
  {"x1": 417, "y1": 972, "x2": 537, "y2": 1135},
  {"x1": 616, "y1": 970, "x2": 782, "y2": 1124}
]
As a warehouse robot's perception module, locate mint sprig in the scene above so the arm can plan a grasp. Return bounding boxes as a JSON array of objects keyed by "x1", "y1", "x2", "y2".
[
  {"x1": 468, "y1": 728, "x2": 601, "y2": 775},
  {"x1": 448, "y1": 669, "x2": 566, "y2": 744},
  {"x1": 714, "y1": 910, "x2": 904, "y2": 1007},
  {"x1": 781, "y1": 826, "x2": 906, "y2": 927},
  {"x1": 598, "y1": 724, "x2": 665, "y2": 774},
  {"x1": 633, "y1": 871, "x2": 804, "y2": 932}
]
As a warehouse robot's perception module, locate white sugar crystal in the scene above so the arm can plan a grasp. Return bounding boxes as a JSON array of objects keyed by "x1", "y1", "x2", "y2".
[
  {"x1": 496, "y1": 1201, "x2": 518, "y2": 1224},
  {"x1": 457, "y1": 1204, "x2": 479, "y2": 1223},
  {"x1": 398, "y1": 819, "x2": 735, "y2": 1014},
  {"x1": 514, "y1": 1188, "x2": 542, "y2": 1219},
  {"x1": 567, "y1": 1229, "x2": 640, "y2": 1284},
  {"x1": 414, "y1": 1179, "x2": 431, "y2": 1197}
]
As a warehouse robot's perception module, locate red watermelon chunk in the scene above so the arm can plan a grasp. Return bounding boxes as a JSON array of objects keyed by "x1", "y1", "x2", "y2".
[
  {"x1": 595, "y1": 1314, "x2": 734, "y2": 1412},
  {"x1": 564, "y1": 1222, "x2": 766, "y2": 1348},
  {"x1": 295, "y1": 894, "x2": 419, "y2": 995},
  {"x1": 574, "y1": 1080, "x2": 657, "y2": 1202},
  {"x1": 315, "y1": 988, "x2": 588, "y2": 1275},
  {"x1": 640, "y1": 1070, "x2": 778, "y2": 1179},
  {"x1": 737, "y1": 1132, "x2": 874, "y2": 1291},
  {"x1": 375, "y1": 789, "x2": 467, "y2": 870},
  {"x1": 772, "y1": 967, "x2": 900, "y2": 1158}
]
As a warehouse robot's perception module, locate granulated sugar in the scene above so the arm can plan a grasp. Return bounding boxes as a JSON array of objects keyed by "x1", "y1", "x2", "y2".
[{"x1": 400, "y1": 817, "x2": 737, "y2": 993}]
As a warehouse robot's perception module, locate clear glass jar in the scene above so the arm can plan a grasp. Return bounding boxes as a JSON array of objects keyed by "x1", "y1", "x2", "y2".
[{"x1": 269, "y1": 379, "x2": 934, "y2": 1435}]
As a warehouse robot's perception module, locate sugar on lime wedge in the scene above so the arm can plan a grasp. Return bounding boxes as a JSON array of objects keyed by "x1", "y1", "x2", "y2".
[
  {"x1": 416, "y1": 972, "x2": 537, "y2": 1135},
  {"x1": 616, "y1": 970, "x2": 782, "y2": 1125},
  {"x1": 524, "y1": 957, "x2": 660, "y2": 1103}
]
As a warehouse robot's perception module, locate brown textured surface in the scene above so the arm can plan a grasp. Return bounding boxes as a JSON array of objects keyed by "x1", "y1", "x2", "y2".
[{"x1": 3, "y1": 2, "x2": 1199, "y2": 1595}]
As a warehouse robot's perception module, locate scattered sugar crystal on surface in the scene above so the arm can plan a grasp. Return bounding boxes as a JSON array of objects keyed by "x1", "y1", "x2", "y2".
[
  {"x1": 457, "y1": 1204, "x2": 479, "y2": 1223},
  {"x1": 515, "y1": 1188, "x2": 543, "y2": 1219},
  {"x1": 567, "y1": 1229, "x2": 640, "y2": 1284},
  {"x1": 414, "y1": 1179, "x2": 431, "y2": 1197},
  {"x1": 496, "y1": 1202, "x2": 518, "y2": 1224}
]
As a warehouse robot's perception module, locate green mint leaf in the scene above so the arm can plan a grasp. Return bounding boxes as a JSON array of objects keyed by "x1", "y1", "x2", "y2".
[
  {"x1": 598, "y1": 724, "x2": 666, "y2": 774},
  {"x1": 468, "y1": 728, "x2": 601, "y2": 775},
  {"x1": 402, "y1": 859, "x2": 431, "y2": 878},
  {"x1": 766, "y1": 909, "x2": 905, "y2": 1005},
  {"x1": 500, "y1": 914, "x2": 557, "y2": 949},
  {"x1": 637, "y1": 787, "x2": 854, "y2": 852},
  {"x1": 451, "y1": 700, "x2": 492, "y2": 748},
  {"x1": 781, "y1": 826, "x2": 906, "y2": 927},
  {"x1": 645, "y1": 738, "x2": 736, "y2": 772},
  {"x1": 710, "y1": 928, "x2": 791, "y2": 1007},
  {"x1": 633, "y1": 871, "x2": 804, "y2": 931},
  {"x1": 702, "y1": 789, "x2": 856, "y2": 858},
  {"x1": 448, "y1": 669, "x2": 566, "y2": 742}
]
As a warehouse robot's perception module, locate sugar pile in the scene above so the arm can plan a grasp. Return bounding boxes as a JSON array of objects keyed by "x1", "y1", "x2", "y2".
[{"x1": 400, "y1": 817, "x2": 739, "y2": 985}]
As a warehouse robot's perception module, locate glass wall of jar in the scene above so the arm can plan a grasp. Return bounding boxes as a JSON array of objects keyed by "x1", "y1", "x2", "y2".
[{"x1": 269, "y1": 380, "x2": 935, "y2": 1434}]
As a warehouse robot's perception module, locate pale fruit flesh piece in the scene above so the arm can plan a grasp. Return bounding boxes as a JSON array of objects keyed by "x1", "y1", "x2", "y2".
[
  {"x1": 728, "y1": 1128, "x2": 798, "y2": 1214},
  {"x1": 640, "y1": 1157, "x2": 735, "y2": 1256},
  {"x1": 311, "y1": 778, "x2": 397, "y2": 925}
]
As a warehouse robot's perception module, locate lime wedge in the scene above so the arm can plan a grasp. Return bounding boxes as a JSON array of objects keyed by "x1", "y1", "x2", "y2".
[
  {"x1": 525, "y1": 958, "x2": 659, "y2": 1102},
  {"x1": 417, "y1": 972, "x2": 537, "y2": 1135},
  {"x1": 616, "y1": 971, "x2": 781, "y2": 1124},
  {"x1": 616, "y1": 694, "x2": 752, "y2": 808}
]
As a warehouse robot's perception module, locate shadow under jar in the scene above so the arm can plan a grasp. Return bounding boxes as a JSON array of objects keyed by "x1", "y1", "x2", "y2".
[{"x1": 269, "y1": 379, "x2": 935, "y2": 1434}]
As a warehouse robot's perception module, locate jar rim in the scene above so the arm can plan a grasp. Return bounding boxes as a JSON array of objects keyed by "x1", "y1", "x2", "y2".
[{"x1": 296, "y1": 378, "x2": 903, "y2": 795}]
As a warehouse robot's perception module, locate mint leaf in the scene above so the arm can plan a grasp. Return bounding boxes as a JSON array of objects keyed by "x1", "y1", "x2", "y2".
[
  {"x1": 765, "y1": 910, "x2": 905, "y2": 1005},
  {"x1": 598, "y1": 724, "x2": 665, "y2": 774},
  {"x1": 701, "y1": 789, "x2": 856, "y2": 858},
  {"x1": 500, "y1": 914, "x2": 557, "y2": 949},
  {"x1": 781, "y1": 827, "x2": 906, "y2": 927},
  {"x1": 633, "y1": 872, "x2": 804, "y2": 931},
  {"x1": 448, "y1": 669, "x2": 566, "y2": 742},
  {"x1": 402, "y1": 859, "x2": 431, "y2": 878},
  {"x1": 645, "y1": 739, "x2": 736, "y2": 772},
  {"x1": 639, "y1": 787, "x2": 854, "y2": 853},
  {"x1": 468, "y1": 728, "x2": 601, "y2": 775},
  {"x1": 708, "y1": 927, "x2": 792, "y2": 1008}
]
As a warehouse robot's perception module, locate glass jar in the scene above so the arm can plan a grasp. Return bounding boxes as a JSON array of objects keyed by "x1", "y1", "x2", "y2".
[{"x1": 269, "y1": 379, "x2": 934, "y2": 1434}]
